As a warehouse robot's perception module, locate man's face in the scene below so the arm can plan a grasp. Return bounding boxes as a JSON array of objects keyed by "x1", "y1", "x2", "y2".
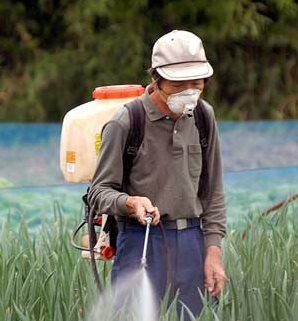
[{"x1": 158, "y1": 79, "x2": 205, "y2": 97}]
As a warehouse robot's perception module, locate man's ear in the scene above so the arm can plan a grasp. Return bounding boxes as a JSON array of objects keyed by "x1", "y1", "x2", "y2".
[{"x1": 151, "y1": 79, "x2": 158, "y2": 90}]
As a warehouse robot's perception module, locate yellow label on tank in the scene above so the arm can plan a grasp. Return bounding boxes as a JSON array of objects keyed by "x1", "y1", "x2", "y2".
[
  {"x1": 95, "y1": 133, "x2": 102, "y2": 156},
  {"x1": 66, "y1": 151, "x2": 76, "y2": 163}
]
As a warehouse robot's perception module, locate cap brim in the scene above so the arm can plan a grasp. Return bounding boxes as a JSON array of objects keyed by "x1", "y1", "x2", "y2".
[{"x1": 156, "y1": 62, "x2": 213, "y2": 81}]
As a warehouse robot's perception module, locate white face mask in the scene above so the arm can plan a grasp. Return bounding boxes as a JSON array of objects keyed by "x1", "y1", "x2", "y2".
[{"x1": 167, "y1": 89, "x2": 202, "y2": 116}]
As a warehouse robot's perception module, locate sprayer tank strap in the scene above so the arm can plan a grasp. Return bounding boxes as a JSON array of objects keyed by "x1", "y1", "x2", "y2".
[{"x1": 117, "y1": 217, "x2": 202, "y2": 231}]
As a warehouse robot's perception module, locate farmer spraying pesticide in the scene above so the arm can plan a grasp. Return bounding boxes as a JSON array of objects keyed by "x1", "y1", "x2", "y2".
[{"x1": 87, "y1": 30, "x2": 227, "y2": 319}]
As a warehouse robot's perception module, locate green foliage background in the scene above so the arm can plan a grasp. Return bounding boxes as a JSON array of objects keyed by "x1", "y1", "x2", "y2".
[{"x1": 0, "y1": 0, "x2": 297, "y2": 121}]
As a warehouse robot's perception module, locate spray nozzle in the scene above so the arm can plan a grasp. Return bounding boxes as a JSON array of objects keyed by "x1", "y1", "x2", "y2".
[{"x1": 144, "y1": 215, "x2": 153, "y2": 225}]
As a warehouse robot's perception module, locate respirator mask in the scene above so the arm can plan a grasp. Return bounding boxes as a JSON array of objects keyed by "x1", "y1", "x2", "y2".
[{"x1": 167, "y1": 89, "x2": 202, "y2": 116}]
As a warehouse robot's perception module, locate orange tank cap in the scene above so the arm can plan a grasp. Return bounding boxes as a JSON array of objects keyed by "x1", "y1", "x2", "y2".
[{"x1": 92, "y1": 85, "x2": 145, "y2": 100}]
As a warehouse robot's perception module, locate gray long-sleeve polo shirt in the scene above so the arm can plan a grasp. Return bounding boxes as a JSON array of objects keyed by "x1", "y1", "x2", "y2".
[{"x1": 88, "y1": 87, "x2": 226, "y2": 248}]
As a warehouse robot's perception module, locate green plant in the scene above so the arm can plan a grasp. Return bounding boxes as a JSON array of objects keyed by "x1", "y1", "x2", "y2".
[
  {"x1": 1, "y1": 0, "x2": 297, "y2": 121},
  {"x1": 0, "y1": 200, "x2": 297, "y2": 320}
]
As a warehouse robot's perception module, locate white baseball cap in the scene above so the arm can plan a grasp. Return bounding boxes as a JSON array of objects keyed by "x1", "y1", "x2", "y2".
[{"x1": 151, "y1": 30, "x2": 213, "y2": 81}]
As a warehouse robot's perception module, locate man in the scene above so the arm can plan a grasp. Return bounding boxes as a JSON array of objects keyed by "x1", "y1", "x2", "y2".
[{"x1": 88, "y1": 29, "x2": 227, "y2": 318}]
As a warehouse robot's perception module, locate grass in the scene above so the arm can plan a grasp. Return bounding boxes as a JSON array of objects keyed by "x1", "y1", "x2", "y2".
[
  {"x1": 216, "y1": 202, "x2": 298, "y2": 321},
  {"x1": 0, "y1": 201, "x2": 297, "y2": 321},
  {"x1": 0, "y1": 206, "x2": 99, "y2": 321}
]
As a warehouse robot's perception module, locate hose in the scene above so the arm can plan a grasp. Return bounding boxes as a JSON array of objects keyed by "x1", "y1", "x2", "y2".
[
  {"x1": 70, "y1": 208, "x2": 103, "y2": 291},
  {"x1": 88, "y1": 205, "x2": 103, "y2": 292},
  {"x1": 70, "y1": 220, "x2": 90, "y2": 251},
  {"x1": 158, "y1": 221, "x2": 172, "y2": 291}
]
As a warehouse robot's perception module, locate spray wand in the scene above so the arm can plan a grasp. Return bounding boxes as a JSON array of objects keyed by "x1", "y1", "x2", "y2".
[{"x1": 140, "y1": 215, "x2": 153, "y2": 269}]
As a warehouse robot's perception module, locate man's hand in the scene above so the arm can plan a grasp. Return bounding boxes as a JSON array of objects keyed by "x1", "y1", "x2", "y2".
[
  {"x1": 204, "y1": 245, "x2": 227, "y2": 297},
  {"x1": 125, "y1": 196, "x2": 160, "y2": 225}
]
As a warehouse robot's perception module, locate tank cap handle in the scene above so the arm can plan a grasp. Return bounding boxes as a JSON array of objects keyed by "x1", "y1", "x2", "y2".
[{"x1": 92, "y1": 85, "x2": 144, "y2": 99}]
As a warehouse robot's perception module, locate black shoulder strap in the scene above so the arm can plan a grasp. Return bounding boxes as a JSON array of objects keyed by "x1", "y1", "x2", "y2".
[
  {"x1": 122, "y1": 99, "x2": 145, "y2": 191},
  {"x1": 193, "y1": 99, "x2": 210, "y2": 198}
]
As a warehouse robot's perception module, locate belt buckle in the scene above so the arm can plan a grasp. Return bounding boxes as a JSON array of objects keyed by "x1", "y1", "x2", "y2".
[{"x1": 176, "y1": 218, "x2": 187, "y2": 230}]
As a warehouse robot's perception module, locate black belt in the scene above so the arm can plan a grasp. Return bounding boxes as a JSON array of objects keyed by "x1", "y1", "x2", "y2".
[{"x1": 117, "y1": 217, "x2": 201, "y2": 231}]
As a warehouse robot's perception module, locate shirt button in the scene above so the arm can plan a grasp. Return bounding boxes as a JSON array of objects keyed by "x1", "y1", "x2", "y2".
[
  {"x1": 166, "y1": 116, "x2": 170, "y2": 120},
  {"x1": 174, "y1": 129, "x2": 178, "y2": 134}
]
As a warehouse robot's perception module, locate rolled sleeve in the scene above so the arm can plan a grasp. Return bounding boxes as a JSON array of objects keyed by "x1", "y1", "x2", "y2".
[{"x1": 116, "y1": 193, "x2": 130, "y2": 214}]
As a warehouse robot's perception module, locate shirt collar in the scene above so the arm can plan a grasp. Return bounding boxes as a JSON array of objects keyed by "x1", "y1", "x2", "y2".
[{"x1": 141, "y1": 85, "x2": 166, "y2": 121}]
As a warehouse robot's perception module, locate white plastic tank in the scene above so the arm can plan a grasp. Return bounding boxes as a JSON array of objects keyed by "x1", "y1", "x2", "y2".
[{"x1": 60, "y1": 84, "x2": 145, "y2": 182}]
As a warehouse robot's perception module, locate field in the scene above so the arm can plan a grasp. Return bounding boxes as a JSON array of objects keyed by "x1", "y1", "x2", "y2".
[
  {"x1": 0, "y1": 200, "x2": 297, "y2": 321},
  {"x1": 0, "y1": 121, "x2": 297, "y2": 320},
  {"x1": 0, "y1": 169, "x2": 297, "y2": 321}
]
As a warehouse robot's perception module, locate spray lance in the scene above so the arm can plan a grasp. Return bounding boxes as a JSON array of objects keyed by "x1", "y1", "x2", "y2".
[
  {"x1": 140, "y1": 214, "x2": 172, "y2": 292},
  {"x1": 141, "y1": 215, "x2": 153, "y2": 269}
]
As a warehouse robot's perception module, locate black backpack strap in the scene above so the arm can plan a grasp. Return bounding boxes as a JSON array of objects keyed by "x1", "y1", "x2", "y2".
[
  {"x1": 193, "y1": 99, "x2": 210, "y2": 198},
  {"x1": 122, "y1": 99, "x2": 145, "y2": 191}
]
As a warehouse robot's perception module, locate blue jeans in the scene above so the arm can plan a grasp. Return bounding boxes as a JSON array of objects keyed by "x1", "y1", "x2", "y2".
[{"x1": 111, "y1": 223, "x2": 205, "y2": 319}]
